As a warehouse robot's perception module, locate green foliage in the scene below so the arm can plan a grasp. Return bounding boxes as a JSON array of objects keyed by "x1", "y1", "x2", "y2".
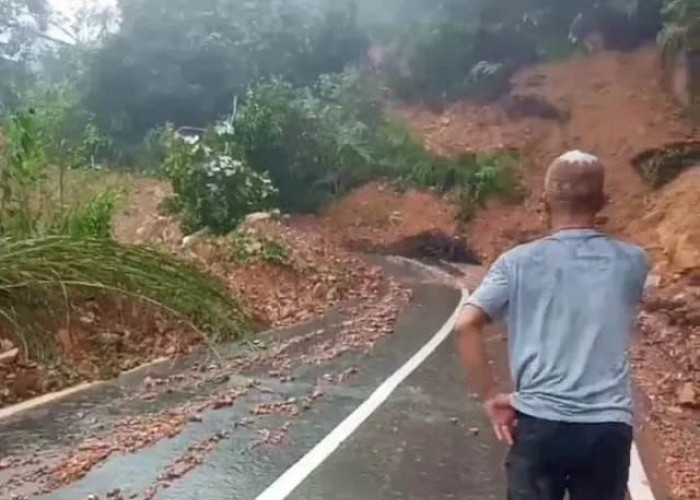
[
  {"x1": 634, "y1": 141, "x2": 700, "y2": 187},
  {"x1": 48, "y1": 190, "x2": 117, "y2": 239},
  {"x1": 234, "y1": 74, "x2": 385, "y2": 213},
  {"x1": 22, "y1": 85, "x2": 110, "y2": 168},
  {"x1": 0, "y1": 107, "x2": 115, "y2": 239},
  {"x1": 157, "y1": 69, "x2": 518, "y2": 228},
  {"x1": 83, "y1": 0, "x2": 370, "y2": 146},
  {"x1": 160, "y1": 125, "x2": 278, "y2": 235},
  {"x1": 0, "y1": 110, "x2": 48, "y2": 237},
  {"x1": 658, "y1": 0, "x2": 700, "y2": 63},
  {"x1": 0, "y1": 236, "x2": 250, "y2": 360},
  {"x1": 377, "y1": 0, "x2": 663, "y2": 104},
  {"x1": 373, "y1": 121, "x2": 520, "y2": 219},
  {"x1": 0, "y1": 0, "x2": 49, "y2": 111}
]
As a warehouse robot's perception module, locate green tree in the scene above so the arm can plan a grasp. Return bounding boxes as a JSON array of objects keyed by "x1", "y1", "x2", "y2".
[
  {"x1": 0, "y1": 0, "x2": 48, "y2": 112},
  {"x1": 83, "y1": 0, "x2": 369, "y2": 147}
]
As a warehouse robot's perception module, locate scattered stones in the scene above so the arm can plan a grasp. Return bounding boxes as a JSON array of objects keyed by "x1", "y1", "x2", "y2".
[
  {"x1": 677, "y1": 382, "x2": 699, "y2": 408},
  {"x1": 0, "y1": 348, "x2": 18, "y2": 365}
]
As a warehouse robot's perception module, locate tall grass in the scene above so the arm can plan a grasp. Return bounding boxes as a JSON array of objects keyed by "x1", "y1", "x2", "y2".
[
  {"x1": 0, "y1": 237, "x2": 250, "y2": 360},
  {"x1": 0, "y1": 109, "x2": 252, "y2": 362}
]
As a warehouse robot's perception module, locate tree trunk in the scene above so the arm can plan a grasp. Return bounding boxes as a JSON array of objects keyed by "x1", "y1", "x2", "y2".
[{"x1": 687, "y1": 49, "x2": 700, "y2": 113}]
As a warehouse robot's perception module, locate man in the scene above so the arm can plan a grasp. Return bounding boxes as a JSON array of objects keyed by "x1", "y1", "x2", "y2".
[{"x1": 456, "y1": 151, "x2": 649, "y2": 500}]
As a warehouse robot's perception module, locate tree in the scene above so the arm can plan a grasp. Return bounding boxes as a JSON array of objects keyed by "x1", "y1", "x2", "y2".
[
  {"x1": 83, "y1": 0, "x2": 369, "y2": 147},
  {"x1": 0, "y1": 0, "x2": 49, "y2": 113}
]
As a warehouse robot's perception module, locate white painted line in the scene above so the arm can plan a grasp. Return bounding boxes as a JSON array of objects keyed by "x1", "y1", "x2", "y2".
[
  {"x1": 0, "y1": 381, "x2": 102, "y2": 421},
  {"x1": 254, "y1": 289, "x2": 468, "y2": 500},
  {"x1": 0, "y1": 356, "x2": 171, "y2": 422},
  {"x1": 629, "y1": 442, "x2": 656, "y2": 500}
]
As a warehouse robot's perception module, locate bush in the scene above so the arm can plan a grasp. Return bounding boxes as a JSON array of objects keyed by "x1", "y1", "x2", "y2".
[
  {"x1": 48, "y1": 190, "x2": 118, "y2": 239},
  {"x1": 159, "y1": 71, "x2": 519, "y2": 230},
  {"x1": 161, "y1": 125, "x2": 278, "y2": 235},
  {"x1": 235, "y1": 74, "x2": 384, "y2": 213},
  {"x1": 0, "y1": 109, "x2": 116, "y2": 239},
  {"x1": 373, "y1": 120, "x2": 520, "y2": 219}
]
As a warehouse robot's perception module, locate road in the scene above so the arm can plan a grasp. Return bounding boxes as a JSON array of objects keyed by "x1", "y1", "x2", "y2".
[{"x1": 0, "y1": 258, "x2": 651, "y2": 500}]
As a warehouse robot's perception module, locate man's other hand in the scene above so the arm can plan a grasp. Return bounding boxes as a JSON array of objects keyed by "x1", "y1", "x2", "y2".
[{"x1": 483, "y1": 393, "x2": 517, "y2": 445}]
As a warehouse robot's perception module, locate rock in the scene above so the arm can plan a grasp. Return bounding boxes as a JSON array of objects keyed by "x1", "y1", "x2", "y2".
[
  {"x1": 312, "y1": 282, "x2": 327, "y2": 301},
  {"x1": 99, "y1": 332, "x2": 122, "y2": 346},
  {"x1": 0, "y1": 338, "x2": 14, "y2": 353},
  {"x1": 57, "y1": 328, "x2": 73, "y2": 353},
  {"x1": 469, "y1": 427, "x2": 480, "y2": 436},
  {"x1": 0, "y1": 348, "x2": 19, "y2": 365},
  {"x1": 677, "y1": 382, "x2": 698, "y2": 408},
  {"x1": 244, "y1": 212, "x2": 273, "y2": 225},
  {"x1": 682, "y1": 310, "x2": 700, "y2": 327},
  {"x1": 181, "y1": 228, "x2": 210, "y2": 249}
]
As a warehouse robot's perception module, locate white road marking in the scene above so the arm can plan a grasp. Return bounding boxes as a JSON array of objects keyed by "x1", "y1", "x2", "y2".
[
  {"x1": 629, "y1": 442, "x2": 656, "y2": 500},
  {"x1": 0, "y1": 357, "x2": 170, "y2": 422},
  {"x1": 254, "y1": 290, "x2": 468, "y2": 500}
]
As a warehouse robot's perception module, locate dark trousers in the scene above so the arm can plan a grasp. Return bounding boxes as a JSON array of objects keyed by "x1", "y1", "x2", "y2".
[{"x1": 507, "y1": 413, "x2": 633, "y2": 500}]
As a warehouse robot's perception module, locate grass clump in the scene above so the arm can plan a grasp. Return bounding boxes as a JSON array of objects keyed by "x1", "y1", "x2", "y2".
[
  {"x1": 0, "y1": 237, "x2": 250, "y2": 360},
  {"x1": 0, "y1": 110, "x2": 252, "y2": 361}
]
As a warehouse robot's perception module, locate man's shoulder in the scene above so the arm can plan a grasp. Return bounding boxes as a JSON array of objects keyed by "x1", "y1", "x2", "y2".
[
  {"x1": 606, "y1": 237, "x2": 649, "y2": 266},
  {"x1": 498, "y1": 237, "x2": 552, "y2": 263},
  {"x1": 497, "y1": 233, "x2": 648, "y2": 266}
]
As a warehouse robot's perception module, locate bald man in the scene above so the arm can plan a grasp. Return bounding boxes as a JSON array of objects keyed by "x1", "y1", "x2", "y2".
[{"x1": 456, "y1": 151, "x2": 649, "y2": 500}]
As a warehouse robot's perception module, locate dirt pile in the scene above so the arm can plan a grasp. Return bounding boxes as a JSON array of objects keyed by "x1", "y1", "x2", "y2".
[
  {"x1": 316, "y1": 182, "x2": 459, "y2": 252},
  {"x1": 0, "y1": 299, "x2": 204, "y2": 409},
  {"x1": 1, "y1": 180, "x2": 391, "y2": 410},
  {"x1": 186, "y1": 220, "x2": 386, "y2": 329},
  {"x1": 627, "y1": 168, "x2": 700, "y2": 277},
  {"x1": 635, "y1": 275, "x2": 700, "y2": 500}
]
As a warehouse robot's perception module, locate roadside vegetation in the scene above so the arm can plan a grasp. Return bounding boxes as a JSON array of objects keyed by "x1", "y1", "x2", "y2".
[{"x1": 0, "y1": 0, "x2": 695, "y2": 365}]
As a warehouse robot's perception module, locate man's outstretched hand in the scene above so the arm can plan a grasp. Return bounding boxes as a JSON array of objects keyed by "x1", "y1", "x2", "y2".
[{"x1": 484, "y1": 393, "x2": 517, "y2": 446}]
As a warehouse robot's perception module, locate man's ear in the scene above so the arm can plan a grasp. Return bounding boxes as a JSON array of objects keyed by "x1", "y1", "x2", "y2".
[{"x1": 542, "y1": 192, "x2": 552, "y2": 215}]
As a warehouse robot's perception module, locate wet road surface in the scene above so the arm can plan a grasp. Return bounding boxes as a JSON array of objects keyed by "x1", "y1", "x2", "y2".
[{"x1": 1, "y1": 260, "x2": 511, "y2": 500}]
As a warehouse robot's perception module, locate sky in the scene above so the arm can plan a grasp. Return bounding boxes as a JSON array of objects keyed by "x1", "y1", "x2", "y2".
[
  {"x1": 50, "y1": 0, "x2": 115, "y2": 16},
  {"x1": 47, "y1": 0, "x2": 117, "y2": 42}
]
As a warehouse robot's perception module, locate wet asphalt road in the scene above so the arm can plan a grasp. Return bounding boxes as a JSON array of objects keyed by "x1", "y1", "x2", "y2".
[{"x1": 1, "y1": 259, "x2": 510, "y2": 500}]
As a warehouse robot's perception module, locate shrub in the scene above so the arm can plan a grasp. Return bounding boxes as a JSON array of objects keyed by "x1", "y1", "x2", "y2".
[
  {"x1": 373, "y1": 120, "x2": 520, "y2": 219},
  {"x1": 161, "y1": 125, "x2": 278, "y2": 235},
  {"x1": 235, "y1": 74, "x2": 384, "y2": 212},
  {"x1": 48, "y1": 190, "x2": 118, "y2": 239},
  {"x1": 234, "y1": 81, "x2": 331, "y2": 213},
  {"x1": 160, "y1": 71, "x2": 520, "y2": 229},
  {"x1": 0, "y1": 109, "x2": 117, "y2": 239}
]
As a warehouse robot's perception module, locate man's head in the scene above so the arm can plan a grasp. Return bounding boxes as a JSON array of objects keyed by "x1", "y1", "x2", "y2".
[{"x1": 544, "y1": 150, "x2": 606, "y2": 219}]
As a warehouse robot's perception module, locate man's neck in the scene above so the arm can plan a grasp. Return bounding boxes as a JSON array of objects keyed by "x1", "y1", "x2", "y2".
[{"x1": 549, "y1": 215, "x2": 598, "y2": 232}]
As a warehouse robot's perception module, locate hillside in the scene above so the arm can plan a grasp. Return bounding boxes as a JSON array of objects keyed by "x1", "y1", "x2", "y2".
[{"x1": 395, "y1": 46, "x2": 699, "y2": 500}]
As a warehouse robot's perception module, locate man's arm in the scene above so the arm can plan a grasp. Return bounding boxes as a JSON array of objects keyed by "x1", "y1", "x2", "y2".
[
  {"x1": 456, "y1": 257, "x2": 516, "y2": 444},
  {"x1": 455, "y1": 305, "x2": 498, "y2": 400}
]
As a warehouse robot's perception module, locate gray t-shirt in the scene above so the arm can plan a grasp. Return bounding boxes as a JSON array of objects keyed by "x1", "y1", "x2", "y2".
[{"x1": 467, "y1": 229, "x2": 648, "y2": 425}]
